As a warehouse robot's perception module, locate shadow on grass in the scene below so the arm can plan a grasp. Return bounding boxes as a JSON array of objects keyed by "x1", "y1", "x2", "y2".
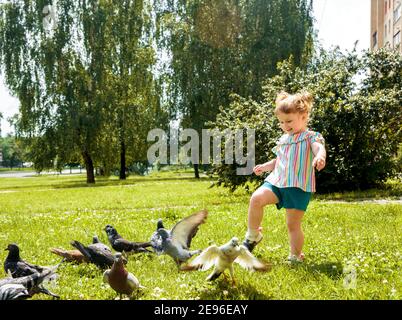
[
  {"x1": 0, "y1": 176, "x2": 216, "y2": 191},
  {"x1": 298, "y1": 261, "x2": 344, "y2": 280},
  {"x1": 197, "y1": 278, "x2": 273, "y2": 300}
]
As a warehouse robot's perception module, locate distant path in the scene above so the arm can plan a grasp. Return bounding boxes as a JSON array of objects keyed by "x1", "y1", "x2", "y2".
[
  {"x1": 0, "y1": 168, "x2": 86, "y2": 178},
  {"x1": 318, "y1": 198, "x2": 402, "y2": 205}
]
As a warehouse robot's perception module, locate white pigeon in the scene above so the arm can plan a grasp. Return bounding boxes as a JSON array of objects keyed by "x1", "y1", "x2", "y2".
[{"x1": 180, "y1": 237, "x2": 269, "y2": 285}]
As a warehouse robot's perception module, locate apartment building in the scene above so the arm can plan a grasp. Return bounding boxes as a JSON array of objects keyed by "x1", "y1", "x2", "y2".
[{"x1": 371, "y1": 0, "x2": 402, "y2": 52}]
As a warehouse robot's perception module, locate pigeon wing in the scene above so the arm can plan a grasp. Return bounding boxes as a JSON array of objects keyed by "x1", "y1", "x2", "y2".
[
  {"x1": 186, "y1": 245, "x2": 220, "y2": 271},
  {"x1": 171, "y1": 210, "x2": 208, "y2": 249},
  {"x1": 112, "y1": 238, "x2": 133, "y2": 252},
  {"x1": 21, "y1": 260, "x2": 44, "y2": 274},
  {"x1": 127, "y1": 272, "x2": 141, "y2": 290},
  {"x1": 103, "y1": 270, "x2": 110, "y2": 284},
  {"x1": 235, "y1": 245, "x2": 269, "y2": 271}
]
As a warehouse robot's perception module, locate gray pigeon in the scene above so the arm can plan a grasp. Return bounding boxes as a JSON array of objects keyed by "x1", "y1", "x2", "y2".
[
  {"x1": 150, "y1": 209, "x2": 208, "y2": 266},
  {"x1": 70, "y1": 236, "x2": 115, "y2": 269},
  {"x1": 0, "y1": 283, "x2": 30, "y2": 300},
  {"x1": 0, "y1": 261, "x2": 61, "y2": 300},
  {"x1": 180, "y1": 237, "x2": 269, "y2": 285}
]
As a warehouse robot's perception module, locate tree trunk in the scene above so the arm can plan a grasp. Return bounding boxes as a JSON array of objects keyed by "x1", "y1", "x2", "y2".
[
  {"x1": 193, "y1": 163, "x2": 200, "y2": 179},
  {"x1": 82, "y1": 151, "x2": 95, "y2": 184},
  {"x1": 119, "y1": 137, "x2": 126, "y2": 180}
]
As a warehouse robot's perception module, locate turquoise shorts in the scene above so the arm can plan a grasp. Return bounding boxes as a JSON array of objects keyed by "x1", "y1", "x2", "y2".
[{"x1": 262, "y1": 182, "x2": 312, "y2": 212}]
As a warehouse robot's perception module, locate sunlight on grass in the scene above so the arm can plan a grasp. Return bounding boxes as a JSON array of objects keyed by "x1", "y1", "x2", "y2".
[{"x1": 0, "y1": 172, "x2": 400, "y2": 300}]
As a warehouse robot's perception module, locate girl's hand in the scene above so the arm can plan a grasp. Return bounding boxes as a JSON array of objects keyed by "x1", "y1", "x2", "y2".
[
  {"x1": 253, "y1": 164, "x2": 265, "y2": 176},
  {"x1": 312, "y1": 156, "x2": 326, "y2": 171},
  {"x1": 253, "y1": 162, "x2": 275, "y2": 176}
]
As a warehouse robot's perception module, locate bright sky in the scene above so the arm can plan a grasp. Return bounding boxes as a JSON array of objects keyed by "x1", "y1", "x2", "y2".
[{"x1": 0, "y1": 0, "x2": 371, "y2": 136}]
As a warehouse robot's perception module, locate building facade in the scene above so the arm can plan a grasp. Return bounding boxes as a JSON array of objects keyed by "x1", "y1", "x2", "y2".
[{"x1": 371, "y1": 0, "x2": 402, "y2": 52}]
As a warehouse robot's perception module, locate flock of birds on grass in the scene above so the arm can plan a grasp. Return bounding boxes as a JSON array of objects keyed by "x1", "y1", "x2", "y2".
[{"x1": 0, "y1": 210, "x2": 270, "y2": 300}]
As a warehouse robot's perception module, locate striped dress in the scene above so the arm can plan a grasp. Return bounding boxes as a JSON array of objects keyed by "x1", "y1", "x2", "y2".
[{"x1": 265, "y1": 130, "x2": 325, "y2": 192}]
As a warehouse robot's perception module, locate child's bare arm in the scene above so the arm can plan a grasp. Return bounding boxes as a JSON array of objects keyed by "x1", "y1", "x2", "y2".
[
  {"x1": 254, "y1": 159, "x2": 276, "y2": 176},
  {"x1": 312, "y1": 142, "x2": 326, "y2": 171}
]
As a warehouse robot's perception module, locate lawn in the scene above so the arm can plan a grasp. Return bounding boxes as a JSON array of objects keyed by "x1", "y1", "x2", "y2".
[{"x1": 0, "y1": 171, "x2": 401, "y2": 300}]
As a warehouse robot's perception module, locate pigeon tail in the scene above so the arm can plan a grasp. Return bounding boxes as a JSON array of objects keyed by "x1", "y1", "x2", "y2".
[
  {"x1": 70, "y1": 241, "x2": 92, "y2": 262},
  {"x1": 179, "y1": 264, "x2": 200, "y2": 271}
]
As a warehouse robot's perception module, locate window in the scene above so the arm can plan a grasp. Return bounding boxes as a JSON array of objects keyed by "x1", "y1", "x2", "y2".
[
  {"x1": 394, "y1": 4, "x2": 401, "y2": 23},
  {"x1": 373, "y1": 31, "x2": 378, "y2": 46},
  {"x1": 385, "y1": 24, "x2": 388, "y2": 36},
  {"x1": 394, "y1": 31, "x2": 401, "y2": 47},
  {"x1": 385, "y1": 1, "x2": 388, "y2": 14}
]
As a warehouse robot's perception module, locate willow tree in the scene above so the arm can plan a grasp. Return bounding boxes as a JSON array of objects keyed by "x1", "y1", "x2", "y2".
[
  {"x1": 155, "y1": 0, "x2": 314, "y2": 177},
  {"x1": 0, "y1": 0, "x2": 161, "y2": 182},
  {"x1": 100, "y1": 0, "x2": 166, "y2": 179}
]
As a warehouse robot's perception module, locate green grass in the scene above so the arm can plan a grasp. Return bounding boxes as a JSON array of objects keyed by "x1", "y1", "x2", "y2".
[{"x1": 0, "y1": 172, "x2": 401, "y2": 300}]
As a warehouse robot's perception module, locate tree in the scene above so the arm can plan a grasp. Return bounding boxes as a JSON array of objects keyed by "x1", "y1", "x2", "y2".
[
  {"x1": 0, "y1": 0, "x2": 165, "y2": 182},
  {"x1": 155, "y1": 0, "x2": 314, "y2": 177},
  {"x1": 0, "y1": 134, "x2": 27, "y2": 169},
  {"x1": 100, "y1": 0, "x2": 167, "y2": 179},
  {"x1": 210, "y1": 47, "x2": 402, "y2": 192}
]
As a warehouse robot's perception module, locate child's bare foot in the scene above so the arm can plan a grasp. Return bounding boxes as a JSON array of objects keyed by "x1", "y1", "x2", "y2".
[{"x1": 287, "y1": 252, "x2": 305, "y2": 263}]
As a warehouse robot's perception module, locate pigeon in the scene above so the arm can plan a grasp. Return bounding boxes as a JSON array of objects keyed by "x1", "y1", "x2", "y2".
[
  {"x1": 50, "y1": 248, "x2": 89, "y2": 264},
  {"x1": 150, "y1": 209, "x2": 208, "y2": 266},
  {"x1": 0, "y1": 283, "x2": 31, "y2": 300},
  {"x1": 70, "y1": 236, "x2": 115, "y2": 269},
  {"x1": 0, "y1": 258, "x2": 62, "y2": 300},
  {"x1": 180, "y1": 237, "x2": 269, "y2": 286},
  {"x1": 103, "y1": 252, "x2": 144, "y2": 300},
  {"x1": 104, "y1": 225, "x2": 153, "y2": 254},
  {"x1": 4, "y1": 243, "x2": 49, "y2": 278}
]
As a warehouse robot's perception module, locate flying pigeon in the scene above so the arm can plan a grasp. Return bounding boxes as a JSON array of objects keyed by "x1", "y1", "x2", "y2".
[
  {"x1": 4, "y1": 243, "x2": 53, "y2": 278},
  {"x1": 70, "y1": 236, "x2": 115, "y2": 269},
  {"x1": 50, "y1": 248, "x2": 89, "y2": 264},
  {"x1": 150, "y1": 209, "x2": 208, "y2": 266},
  {"x1": 180, "y1": 237, "x2": 269, "y2": 285},
  {"x1": 104, "y1": 225, "x2": 153, "y2": 254},
  {"x1": 103, "y1": 252, "x2": 145, "y2": 300},
  {"x1": 0, "y1": 257, "x2": 62, "y2": 300}
]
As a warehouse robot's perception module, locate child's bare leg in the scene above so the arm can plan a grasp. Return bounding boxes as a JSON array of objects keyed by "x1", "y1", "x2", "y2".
[
  {"x1": 247, "y1": 187, "x2": 279, "y2": 237},
  {"x1": 285, "y1": 209, "x2": 305, "y2": 257}
]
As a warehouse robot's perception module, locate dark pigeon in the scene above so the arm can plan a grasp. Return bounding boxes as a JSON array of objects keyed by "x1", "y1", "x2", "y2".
[
  {"x1": 150, "y1": 209, "x2": 208, "y2": 266},
  {"x1": 104, "y1": 225, "x2": 152, "y2": 254},
  {"x1": 70, "y1": 236, "x2": 115, "y2": 269},
  {"x1": 4, "y1": 243, "x2": 46, "y2": 278}
]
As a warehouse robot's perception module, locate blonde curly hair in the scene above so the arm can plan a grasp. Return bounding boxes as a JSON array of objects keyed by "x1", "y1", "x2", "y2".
[{"x1": 275, "y1": 91, "x2": 313, "y2": 115}]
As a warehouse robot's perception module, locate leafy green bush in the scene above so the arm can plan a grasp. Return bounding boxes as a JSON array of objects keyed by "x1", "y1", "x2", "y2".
[{"x1": 210, "y1": 48, "x2": 402, "y2": 193}]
